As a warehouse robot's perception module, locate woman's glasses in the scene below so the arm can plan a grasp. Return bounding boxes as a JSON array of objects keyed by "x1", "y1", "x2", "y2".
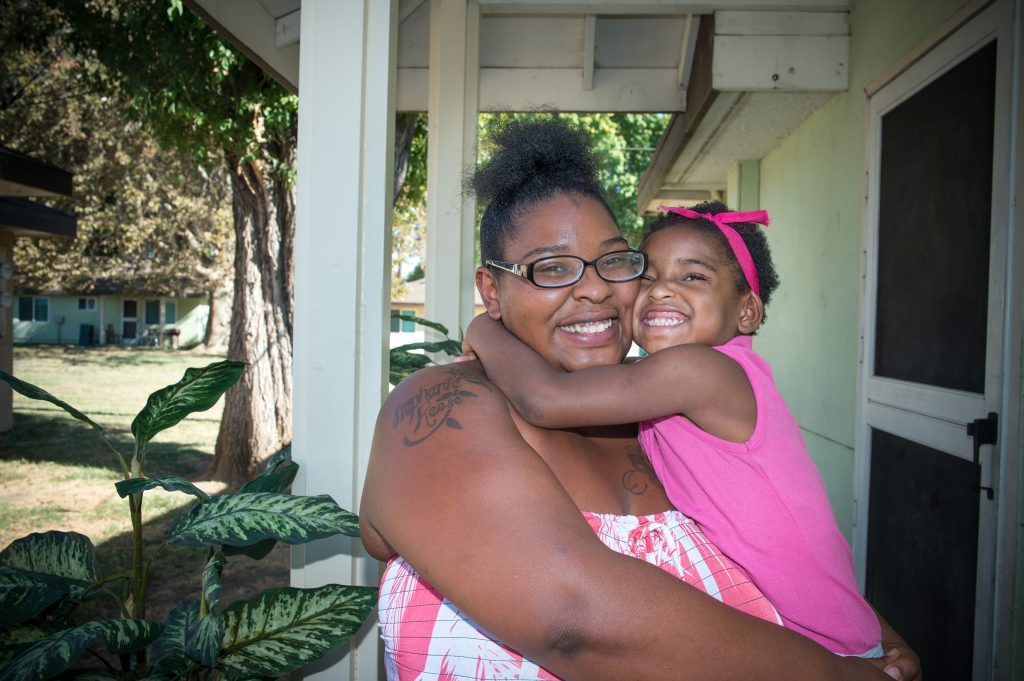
[{"x1": 486, "y1": 249, "x2": 647, "y2": 289}]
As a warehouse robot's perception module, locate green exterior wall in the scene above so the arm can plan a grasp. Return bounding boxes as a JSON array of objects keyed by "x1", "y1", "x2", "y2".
[
  {"x1": 14, "y1": 294, "x2": 208, "y2": 348},
  {"x1": 755, "y1": 0, "x2": 969, "y2": 535},
  {"x1": 754, "y1": 0, "x2": 1020, "y2": 674}
]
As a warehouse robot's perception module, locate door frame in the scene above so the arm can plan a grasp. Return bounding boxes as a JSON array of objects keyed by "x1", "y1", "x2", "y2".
[
  {"x1": 122, "y1": 298, "x2": 139, "y2": 341},
  {"x1": 853, "y1": 1, "x2": 1021, "y2": 677}
]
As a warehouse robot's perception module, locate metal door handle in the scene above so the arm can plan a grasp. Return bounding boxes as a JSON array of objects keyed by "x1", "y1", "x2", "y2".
[{"x1": 967, "y1": 412, "x2": 997, "y2": 500}]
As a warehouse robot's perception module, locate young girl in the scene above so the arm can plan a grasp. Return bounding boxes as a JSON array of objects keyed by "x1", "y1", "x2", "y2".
[{"x1": 463, "y1": 201, "x2": 884, "y2": 658}]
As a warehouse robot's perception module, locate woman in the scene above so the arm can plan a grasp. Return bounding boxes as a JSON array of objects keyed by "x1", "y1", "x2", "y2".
[{"x1": 360, "y1": 117, "x2": 918, "y2": 681}]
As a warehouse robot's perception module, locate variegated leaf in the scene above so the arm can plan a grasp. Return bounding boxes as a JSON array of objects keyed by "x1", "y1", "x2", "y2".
[
  {"x1": 222, "y1": 539, "x2": 276, "y2": 562},
  {"x1": 237, "y1": 461, "x2": 297, "y2": 495},
  {"x1": 0, "y1": 622, "x2": 61, "y2": 668},
  {"x1": 131, "y1": 360, "x2": 245, "y2": 456},
  {"x1": 167, "y1": 493, "x2": 359, "y2": 548},
  {"x1": 185, "y1": 613, "x2": 224, "y2": 668},
  {"x1": 0, "y1": 371, "x2": 102, "y2": 431},
  {"x1": 0, "y1": 531, "x2": 99, "y2": 584},
  {"x1": 149, "y1": 600, "x2": 199, "y2": 672},
  {"x1": 101, "y1": 618, "x2": 161, "y2": 655},
  {"x1": 0, "y1": 567, "x2": 51, "y2": 588},
  {"x1": 260, "y1": 446, "x2": 291, "y2": 473},
  {"x1": 0, "y1": 584, "x2": 65, "y2": 628},
  {"x1": 115, "y1": 475, "x2": 210, "y2": 502},
  {"x1": 201, "y1": 552, "x2": 226, "y2": 614},
  {"x1": 0, "y1": 619, "x2": 152, "y2": 681},
  {"x1": 218, "y1": 585, "x2": 378, "y2": 678}
]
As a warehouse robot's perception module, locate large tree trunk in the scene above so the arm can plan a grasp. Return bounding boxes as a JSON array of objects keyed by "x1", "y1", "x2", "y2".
[
  {"x1": 206, "y1": 136, "x2": 295, "y2": 484},
  {"x1": 201, "y1": 282, "x2": 231, "y2": 353}
]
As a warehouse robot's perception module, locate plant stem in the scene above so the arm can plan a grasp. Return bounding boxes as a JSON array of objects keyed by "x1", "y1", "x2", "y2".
[
  {"x1": 100, "y1": 431, "x2": 131, "y2": 480},
  {"x1": 129, "y1": 444, "x2": 148, "y2": 676}
]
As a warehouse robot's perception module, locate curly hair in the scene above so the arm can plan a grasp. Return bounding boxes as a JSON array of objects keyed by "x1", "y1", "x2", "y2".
[
  {"x1": 642, "y1": 201, "x2": 781, "y2": 327},
  {"x1": 469, "y1": 115, "x2": 617, "y2": 264}
]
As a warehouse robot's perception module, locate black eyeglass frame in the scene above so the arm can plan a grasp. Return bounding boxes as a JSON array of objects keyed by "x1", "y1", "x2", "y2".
[{"x1": 485, "y1": 248, "x2": 648, "y2": 289}]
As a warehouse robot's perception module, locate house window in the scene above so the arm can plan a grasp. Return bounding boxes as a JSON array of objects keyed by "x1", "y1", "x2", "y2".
[
  {"x1": 78, "y1": 297, "x2": 97, "y2": 311},
  {"x1": 164, "y1": 300, "x2": 176, "y2": 324},
  {"x1": 16, "y1": 296, "x2": 49, "y2": 322},
  {"x1": 145, "y1": 300, "x2": 161, "y2": 325},
  {"x1": 390, "y1": 309, "x2": 416, "y2": 333}
]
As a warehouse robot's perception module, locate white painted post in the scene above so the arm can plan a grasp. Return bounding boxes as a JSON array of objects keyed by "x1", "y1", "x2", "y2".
[
  {"x1": 726, "y1": 160, "x2": 761, "y2": 211},
  {"x1": 291, "y1": 2, "x2": 396, "y2": 680},
  {"x1": 424, "y1": 0, "x2": 479, "y2": 341}
]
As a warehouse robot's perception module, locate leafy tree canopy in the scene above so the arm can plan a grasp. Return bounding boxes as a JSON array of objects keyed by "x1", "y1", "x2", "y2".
[
  {"x1": 0, "y1": 0, "x2": 232, "y2": 296},
  {"x1": 55, "y1": 0, "x2": 297, "y2": 176}
]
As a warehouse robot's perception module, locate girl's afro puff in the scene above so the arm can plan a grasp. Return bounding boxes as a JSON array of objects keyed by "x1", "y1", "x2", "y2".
[
  {"x1": 469, "y1": 115, "x2": 616, "y2": 263},
  {"x1": 643, "y1": 201, "x2": 781, "y2": 327}
]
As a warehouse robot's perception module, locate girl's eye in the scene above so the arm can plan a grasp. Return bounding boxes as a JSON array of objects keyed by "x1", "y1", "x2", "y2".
[
  {"x1": 681, "y1": 273, "x2": 706, "y2": 282},
  {"x1": 639, "y1": 275, "x2": 655, "y2": 285}
]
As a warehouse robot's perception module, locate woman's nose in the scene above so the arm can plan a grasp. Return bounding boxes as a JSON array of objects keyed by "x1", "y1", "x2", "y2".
[{"x1": 570, "y1": 263, "x2": 612, "y2": 302}]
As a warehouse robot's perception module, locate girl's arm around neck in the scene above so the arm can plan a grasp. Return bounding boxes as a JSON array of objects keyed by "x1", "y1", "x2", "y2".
[
  {"x1": 465, "y1": 314, "x2": 756, "y2": 439},
  {"x1": 360, "y1": 362, "x2": 891, "y2": 681}
]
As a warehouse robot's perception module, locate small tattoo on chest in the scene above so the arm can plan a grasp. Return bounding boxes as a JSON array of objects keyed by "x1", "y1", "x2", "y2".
[
  {"x1": 621, "y1": 446, "x2": 663, "y2": 495},
  {"x1": 393, "y1": 367, "x2": 490, "y2": 446}
]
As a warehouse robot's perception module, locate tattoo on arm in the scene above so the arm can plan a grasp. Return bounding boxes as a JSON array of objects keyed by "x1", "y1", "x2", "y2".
[
  {"x1": 392, "y1": 366, "x2": 492, "y2": 446},
  {"x1": 621, "y1": 445, "x2": 664, "y2": 495}
]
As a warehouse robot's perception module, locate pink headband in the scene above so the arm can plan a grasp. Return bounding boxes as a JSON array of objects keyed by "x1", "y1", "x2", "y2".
[{"x1": 658, "y1": 205, "x2": 770, "y2": 297}]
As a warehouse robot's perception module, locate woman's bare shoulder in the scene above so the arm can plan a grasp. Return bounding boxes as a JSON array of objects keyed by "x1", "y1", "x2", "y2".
[{"x1": 382, "y1": 360, "x2": 508, "y2": 447}]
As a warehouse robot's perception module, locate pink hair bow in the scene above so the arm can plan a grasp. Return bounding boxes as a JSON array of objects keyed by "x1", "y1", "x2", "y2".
[{"x1": 658, "y1": 205, "x2": 770, "y2": 297}]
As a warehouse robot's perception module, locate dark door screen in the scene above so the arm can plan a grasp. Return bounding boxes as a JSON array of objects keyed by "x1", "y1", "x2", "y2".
[
  {"x1": 866, "y1": 429, "x2": 978, "y2": 681},
  {"x1": 874, "y1": 41, "x2": 996, "y2": 393}
]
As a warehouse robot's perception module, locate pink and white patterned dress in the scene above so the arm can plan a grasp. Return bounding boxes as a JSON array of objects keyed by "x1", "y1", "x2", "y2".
[{"x1": 378, "y1": 509, "x2": 781, "y2": 680}]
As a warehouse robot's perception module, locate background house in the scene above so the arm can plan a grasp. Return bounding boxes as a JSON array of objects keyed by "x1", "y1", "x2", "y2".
[
  {"x1": 13, "y1": 285, "x2": 209, "y2": 349},
  {"x1": 186, "y1": 1, "x2": 1023, "y2": 679},
  {"x1": 389, "y1": 278, "x2": 484, "y2": 348}
]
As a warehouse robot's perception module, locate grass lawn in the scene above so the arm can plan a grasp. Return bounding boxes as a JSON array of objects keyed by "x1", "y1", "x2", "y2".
[{"x1": 0, "y1": 344, "x2": 289, "y2": 626}]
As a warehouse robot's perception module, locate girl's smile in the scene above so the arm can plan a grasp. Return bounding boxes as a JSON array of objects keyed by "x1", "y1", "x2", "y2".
[{"x1": 633, "y1": 224, "x2": 756, "y2": 354}]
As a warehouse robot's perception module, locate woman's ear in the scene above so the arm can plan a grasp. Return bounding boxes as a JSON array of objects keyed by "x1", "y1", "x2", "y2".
[
  {"x1": 476, "y1": 267, "x2": 502, "y2": 320},
  {"x1": 736, "y1": 291, "x2": 764, "y2": 335}
]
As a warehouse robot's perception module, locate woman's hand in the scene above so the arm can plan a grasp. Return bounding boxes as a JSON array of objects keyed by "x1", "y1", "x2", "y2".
[
  {"x1": 870, "y1": 606, "x2": 921, "y2": 681},
  {"x1": 875, "y1": 643, "x2": 921, "y2": 681}
]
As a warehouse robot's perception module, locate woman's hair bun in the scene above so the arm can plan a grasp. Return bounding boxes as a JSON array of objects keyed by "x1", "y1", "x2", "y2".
[{"x1": 471, "y1": 115, "x2": 601, "y2": 204}]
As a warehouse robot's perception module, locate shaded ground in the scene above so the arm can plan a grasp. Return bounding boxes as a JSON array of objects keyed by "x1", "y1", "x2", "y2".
[{"x1": 0, "y1": 345, "x2": 289, "y2": 626}]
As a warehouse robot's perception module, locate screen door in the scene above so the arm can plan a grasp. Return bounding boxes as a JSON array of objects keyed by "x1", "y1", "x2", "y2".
[{"x1": 856, "y1": 5, "x2": 1012, "y2": 680}]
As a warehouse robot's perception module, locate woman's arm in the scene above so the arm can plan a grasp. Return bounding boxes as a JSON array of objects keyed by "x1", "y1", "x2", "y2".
[
  {"x1": 463, "y1": 313, "x2": 755, "y2": 440},
  {"x1": 360, "y1": 362, "x2": 891, "y2": 681}
]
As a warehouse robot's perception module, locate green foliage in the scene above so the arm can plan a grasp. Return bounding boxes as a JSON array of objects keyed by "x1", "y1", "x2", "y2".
[
  {"x1": 167, "y1": 494, "x2": 360, "y2": 547},
  {"x1": 130, "y1": 360, "x2": 246, "y2": 462},
  {"x1": 389, "y1": 313, "x2": 464, "y2": 385},
  {"x1": 0, "y1": 1, "x2": 234, "y2": 298},
  {"x1": 477, "y1": 113, "x2": 668, "y2": 247},
  {"x1": 219, "y1": 585, "x2": 378, "y2": 678},
  {"x1": 55, "y1": 0, "x2": 298, "y2": 171},
  {"x1": 0, "y1": 364, "x2": 376, "y2": 679}
]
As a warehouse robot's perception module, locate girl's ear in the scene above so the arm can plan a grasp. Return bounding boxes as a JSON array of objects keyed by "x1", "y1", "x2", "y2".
[
  {"x1": 476, "y1": 267, "x2": 502, "y2": 320},
  {"x1": 737, "y1": 291, "x2": 764, "y2": 335}
]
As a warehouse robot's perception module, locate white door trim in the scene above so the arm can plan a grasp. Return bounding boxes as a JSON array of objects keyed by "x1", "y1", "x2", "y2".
[{"x1": 854, "y1": 2, "x2": 1019, "y2": 678}]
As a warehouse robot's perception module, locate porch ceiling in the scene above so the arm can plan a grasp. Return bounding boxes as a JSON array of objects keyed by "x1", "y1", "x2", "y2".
[{"x1": 187, "y1": 0, "x2": 850, "y2": 211}]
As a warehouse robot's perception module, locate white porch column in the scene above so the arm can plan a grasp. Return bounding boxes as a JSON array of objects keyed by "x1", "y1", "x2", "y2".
[
  {"x1": 725, "y1": 160, "x2": 761, "y2": 211},
  {"x1": 291, "y1": 2, "x2": 396, "y2": 681},
  {"x1": 424, "y1": 0, "x2": 479, "y2": 340}
]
